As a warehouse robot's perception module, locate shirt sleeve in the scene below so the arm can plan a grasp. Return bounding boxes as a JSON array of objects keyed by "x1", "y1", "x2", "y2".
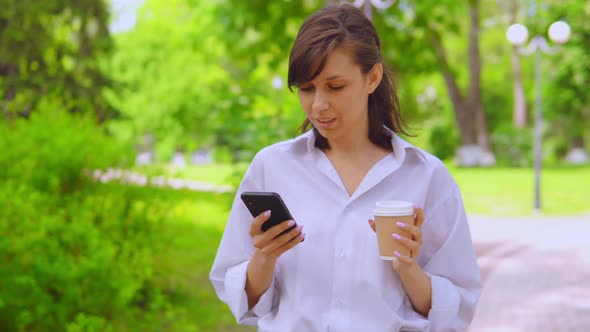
[
  {"x1": 421, "y1": 185, "x2": 483, "y2": 332},
  {"x1": 209, "y1": 154, "x2": 279, "y2": 325}
]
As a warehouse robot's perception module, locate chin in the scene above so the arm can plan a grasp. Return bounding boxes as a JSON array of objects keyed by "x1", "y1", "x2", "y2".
[
  {"x1": 316, "y1": 128, "x2": 346, "y2": 144},
  {"x1": 314, "y1": 127, "x2": 332, "y2": 138}
]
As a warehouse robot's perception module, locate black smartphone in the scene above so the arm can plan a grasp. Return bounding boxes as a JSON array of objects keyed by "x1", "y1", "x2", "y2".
[{"x1": 240, "y1": 191, "x2": 297, "y2": 235}]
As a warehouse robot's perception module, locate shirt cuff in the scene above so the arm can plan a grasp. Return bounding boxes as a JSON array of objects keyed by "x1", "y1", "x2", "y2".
[
  {"x1": 426, "y1": 273, "x2": 461, "y2": 331},
  {"x1": 224, "y1": 260, "x2": 276, "y2": 325}
]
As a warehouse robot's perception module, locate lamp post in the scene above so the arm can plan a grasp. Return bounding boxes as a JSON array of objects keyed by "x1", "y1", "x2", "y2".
[
  {"x1": 506, "y1": 21, "x2": 571, "y2": 213},
  {"x1": 350, "y1": 0, "x2": 396, "y2": 21}
]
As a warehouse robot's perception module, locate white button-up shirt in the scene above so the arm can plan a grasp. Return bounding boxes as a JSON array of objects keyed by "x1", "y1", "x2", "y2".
[{"x1": 210, "y1": 129, "x2": 482, "y2": 332}]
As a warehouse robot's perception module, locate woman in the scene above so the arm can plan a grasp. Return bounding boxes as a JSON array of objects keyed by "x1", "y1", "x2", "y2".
[{"x1": 210, "y1": 4, "x2": 482, "y2": 331}]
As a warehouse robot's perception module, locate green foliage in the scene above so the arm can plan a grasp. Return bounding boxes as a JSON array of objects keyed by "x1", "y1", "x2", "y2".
[
  {"x1": 106, "y1": 0, "x2": 231, "y2": 160},
  {"x1": 543, "y1": 1, "x2": 590, "y2": 151},
  {"x1": 0, "y1": 0, "x2": 114, "y2": 119},
  {"x1": 429, "y1": 123, "x2": 461, "y2": 160},
  {"x1": 373, "y1": 0, "x2": 464, "y2": 75},
  {"x1": 0, "y1": 100, "x2": 129, "y2": 193},
  {"x1": 106, "y1": 0, "x2": 314, "y2": 162},
  {"x1": 0, "y1": 108, "x2": 166, "y2": 332},
  {"x1": 201, "y1": 0, "x2": 314, "y2": 158},
  {"x1": 490, "y1": 125, "x2": 533, "y2": 167},
  {"x1": 114, "y1": 190, "x2": 254, "y2": 332},
  {"x1": 66, "y1": 313, "x2": 112, "y2": 332},
  {"x1": 107, "y1": 0, "x2": 569, "y2": 163},
  {"x1": 0, "y1": 105, "x2": 251, "y2": 331},
  {"x1": 216, "y1": 0, "x2": 322, "y2": 68}
]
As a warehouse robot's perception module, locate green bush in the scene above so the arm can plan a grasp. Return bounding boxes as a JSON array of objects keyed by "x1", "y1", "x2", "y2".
[
  {"x1": 0, "y1": 102, "x2": 129, "y2": 194},
  {"x1": 428, "y1": 123, "x2": 460, "y2": 161},
  {"x1": 490, "y1": 125, "x2": 533, "y2": 167},
  {"x1": 0, "y1": 107, "x2": 173, "y2": 331}
]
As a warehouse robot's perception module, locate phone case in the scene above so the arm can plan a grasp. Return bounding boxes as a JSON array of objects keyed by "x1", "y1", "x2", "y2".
[{"x1": 240, "y1": 192, "x2": 296, "y2": 234}]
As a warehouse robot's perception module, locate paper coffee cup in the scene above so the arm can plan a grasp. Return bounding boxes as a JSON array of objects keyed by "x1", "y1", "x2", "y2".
[{"x1": 374, "y1": 201, "x2": 415, "y2": 260}]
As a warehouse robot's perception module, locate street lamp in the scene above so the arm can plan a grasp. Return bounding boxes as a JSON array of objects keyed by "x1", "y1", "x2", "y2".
[
  {"x1": 506, "y1": 21, "x2": 571, "y2": 213},
  {"x1": 350, "y1": 0, "x2": 396, "y2": 21}
]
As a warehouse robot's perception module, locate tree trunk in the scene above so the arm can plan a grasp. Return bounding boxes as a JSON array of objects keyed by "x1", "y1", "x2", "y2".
[
  {"x1": 427, "y1": 0, "x2": 494, "y2": 165},
  {"x1": 509, "y1": 0, "x2": 527, "y2": 128},
  {"x1": 467, "y1": 0, "x2": 490, "y2": 151},
  {"x1": 0, "y1": 62, "x2": 18, "y2": 119},
  {"x1": 571, "y1": 137, "x2": 585, "y2": 149},
  {"x1": 475, "y1": 103, "x2": 490, "y2": 150},
  {"x1": 429, "y1": 29, "x2": 477, "y2": 145},
  {"x1": 457, "y1": 103, "x2": 478, "y2": 146}
]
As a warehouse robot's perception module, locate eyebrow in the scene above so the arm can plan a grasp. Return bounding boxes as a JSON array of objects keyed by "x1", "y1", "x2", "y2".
[
  {"x1": 325, "y1": 75, "x2": 345, "y2": 81},
  {"x1": 299, "y1": 75, "x2": 346, "y2": 86}
]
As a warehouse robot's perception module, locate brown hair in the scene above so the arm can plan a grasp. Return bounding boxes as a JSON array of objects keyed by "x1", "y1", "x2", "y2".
[{"x1": 288, "y1": 4, "x2": 411, "y2": 150}]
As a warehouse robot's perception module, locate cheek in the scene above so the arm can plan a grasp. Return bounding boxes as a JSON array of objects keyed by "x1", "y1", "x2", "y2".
[{"x1": 298, "y1": 95, "x2": 312, "y2": 114}]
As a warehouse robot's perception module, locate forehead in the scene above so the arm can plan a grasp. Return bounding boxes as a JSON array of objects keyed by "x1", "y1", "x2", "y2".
[{"x1": 312, "y1": 47, "x2": 361, "y2": 81}]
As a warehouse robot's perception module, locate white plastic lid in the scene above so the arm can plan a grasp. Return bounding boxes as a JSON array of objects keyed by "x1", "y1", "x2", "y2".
[{"x1": 373, "y1": 201, "x2": 414, "y2": 216}]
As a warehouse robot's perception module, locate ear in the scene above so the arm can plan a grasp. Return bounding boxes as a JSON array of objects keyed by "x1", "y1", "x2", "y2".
[{"x1": 367, "y1": 62, "x2": 383, "y2": 94}]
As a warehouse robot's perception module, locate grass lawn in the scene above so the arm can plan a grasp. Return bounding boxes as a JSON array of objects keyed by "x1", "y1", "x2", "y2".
[
  {"x1": 162, "y1": 191, "x2": 256, "y2": 332},
  {"x1": 448, "y1": 165, "x2": 590, "y2": 216},
  {"x1": 113, "y1": 188, "x2": 254, "y2": 332},
  {"x1": 153, "y1": 163, "x2": 590, "y2": 216}
]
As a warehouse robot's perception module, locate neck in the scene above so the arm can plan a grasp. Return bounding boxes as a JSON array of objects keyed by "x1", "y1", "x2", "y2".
[
  {"x1": 321, "y1": 124, "x2": 388, "y2": 160},
  {"x1": 327, "y1": 135, "x2": 373, "y2": 158}
]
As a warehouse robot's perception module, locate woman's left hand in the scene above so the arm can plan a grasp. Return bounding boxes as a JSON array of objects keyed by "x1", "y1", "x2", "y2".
[{"x1": 368, "y1": 207, "x2": 425, "y2": 272}]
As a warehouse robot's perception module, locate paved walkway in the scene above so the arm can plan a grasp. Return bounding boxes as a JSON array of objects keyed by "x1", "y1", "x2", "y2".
[
  {"x1": 91, "y1": 168, "x2": 234, "y2": 193},
  {"x1": 468, "y1": 213, "x2": 590, "y2": 332}
]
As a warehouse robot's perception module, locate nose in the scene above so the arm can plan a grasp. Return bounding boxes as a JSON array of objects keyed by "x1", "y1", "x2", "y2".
[{"x1": 312, "y1": 90, "x2": 329, "y2": 113}]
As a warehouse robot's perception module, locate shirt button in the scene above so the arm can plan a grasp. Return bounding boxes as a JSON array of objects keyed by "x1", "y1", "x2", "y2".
[{"x1": 337, "y1": 249, "x2": 345, "y2": 258}]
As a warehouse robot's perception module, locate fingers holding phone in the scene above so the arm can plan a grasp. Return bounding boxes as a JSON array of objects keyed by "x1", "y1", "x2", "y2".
[
  {"x1": 242, "y1": 191, "x2": 305, "y2": 260},
  {"x1": 249, "y1": 210, "x2": 304, "y2": 260}
]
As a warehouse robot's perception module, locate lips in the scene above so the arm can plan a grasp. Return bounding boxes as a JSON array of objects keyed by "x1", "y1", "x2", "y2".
[{"x1": 316, "y1": 118, "x2": 336, "y2": 129}]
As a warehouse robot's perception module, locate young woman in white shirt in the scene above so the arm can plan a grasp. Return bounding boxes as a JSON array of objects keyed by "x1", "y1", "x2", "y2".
[{"x1": 210, "y1": 4, "x2": 482, "y2": 331}]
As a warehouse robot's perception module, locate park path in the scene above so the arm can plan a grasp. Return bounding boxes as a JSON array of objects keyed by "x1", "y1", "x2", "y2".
[
  {"x1": 468, "y1": 213, "x2": 590, "y2": 332},
  {"x1": 91, "y1": 168, "x2": 233, "y2": 193}
]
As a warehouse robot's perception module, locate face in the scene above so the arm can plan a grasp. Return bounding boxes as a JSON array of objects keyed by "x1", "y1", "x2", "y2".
[{"x1": 297, "y1": 47, "x2": 382, "y2": 143}]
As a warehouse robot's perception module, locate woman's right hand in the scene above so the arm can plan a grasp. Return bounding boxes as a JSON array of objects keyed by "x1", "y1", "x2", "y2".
[
  {"x1": 249, "y1": 210, "x2": 305, "y2": 261},
  {"x1": 245, "y1": 211, "x2": 304, "y2": 309}
]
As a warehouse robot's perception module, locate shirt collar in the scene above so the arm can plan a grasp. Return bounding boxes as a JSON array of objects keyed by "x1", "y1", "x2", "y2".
[
  {"x1": 305, "y1": 129, "x2": 316, "y2": 154},
  {"x1": 382, "y1": 125, "x2": 426, "y2": 164},
  {"x1": 294, "y1": 126, "x2": 423, "y2": 164}
]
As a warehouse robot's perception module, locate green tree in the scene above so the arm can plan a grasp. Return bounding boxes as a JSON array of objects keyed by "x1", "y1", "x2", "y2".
[
  {"x1": 0, "y1": 0, "x2": 113, "y2": 120},
  {"x1": 543, "y1": 1, "x2": 590, "y2": 159},
  {"x1": 211, "y1": 0, "x2": 322, "y2": 160},
  {"x1": 370, "y1": 0, "x2": 494, "y2": 163},
  {"x1": 106, "y1": 0, "x2": 233, "y2": 160},
  {"x1": 112, "y1": 0, "x2": 589, "y2": 165},
  {"x1": 106, "y1": 0, "x2": 320, "y2": 162}
]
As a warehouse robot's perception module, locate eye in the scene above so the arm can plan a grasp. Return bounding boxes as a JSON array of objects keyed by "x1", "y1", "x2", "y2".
[
  {"x1": 299, "y1": 86, "x2": 314, "y2": 92},
  {"x1": 329, "y1": 85, "x2": 345, "y2": 91}
]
